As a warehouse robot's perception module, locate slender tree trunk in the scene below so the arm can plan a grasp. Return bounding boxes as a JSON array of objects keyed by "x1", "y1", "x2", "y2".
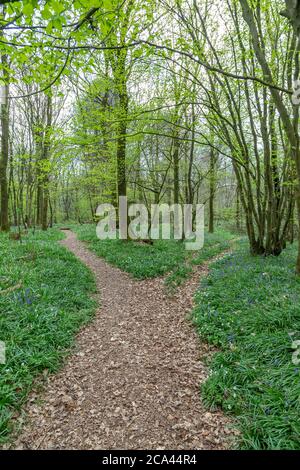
[
  {"x1": 115, "y1": 75, "x2": 128, "y2": 234},
  {"x1": 41, "y1": 94, "x2": 52, "y2": 230},
  {"x1": 116, "y1": 113, "x2": 127, "y2": 199},
  {"x1": 36, "y1": 184, "x2": 43, "y2": 225},
  {"x1": 41, "y1": 188, "x2": 48, "y2": 230},
  {"x1": 0, "y1": 54, "x2": 9, "y2": 232},
  {"x1": 173, "y1": 137, "x2": 180, "y2": 205},
  {"x1": 208, "y1": 148, "x2": 216, "y2": 233},
  {"x1": 236, "y1": 186, "x2": 241, "y2": 231}
]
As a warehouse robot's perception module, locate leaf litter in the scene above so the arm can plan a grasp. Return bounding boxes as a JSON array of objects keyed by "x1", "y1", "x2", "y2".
[{"x1": 6, "y1": 230, "x2": 237, "y2": 450}]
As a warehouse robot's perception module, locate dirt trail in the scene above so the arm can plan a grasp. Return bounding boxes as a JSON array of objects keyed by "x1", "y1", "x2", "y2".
[{"x1": 10, "y1": 230, "x2": 235, "y2": 450}]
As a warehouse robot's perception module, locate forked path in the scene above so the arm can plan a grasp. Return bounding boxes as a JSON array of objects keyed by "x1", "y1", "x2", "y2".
[{"x1": 12, "y1": 230, "x2": 235, "y2": 449}]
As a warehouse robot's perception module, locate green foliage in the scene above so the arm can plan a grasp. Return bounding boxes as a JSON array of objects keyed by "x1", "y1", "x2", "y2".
[
  {"x1": 192, "y1": 229, "x2": 237, "y2": 266},
  {"x1": 193, "y1": 241, "x2": 300, "y2": 449},
  {"x1": 72, "y1": 223, "x2": 188, "y2": 279},
  {"x1": 72, "y1": 224, "x2": 236, "y2": 280},
  {"x1": 0, "y1": 229, "x2": 96, "y2": 442},
  {"x1": 164, "y1": 263, "x2": 193, "y2": 294},
  {"x1": 165, "y1": 229, "x2": 237, "y2": 292}
]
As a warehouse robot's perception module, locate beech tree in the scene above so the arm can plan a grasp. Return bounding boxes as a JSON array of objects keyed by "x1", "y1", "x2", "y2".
[{"x1": 0, "y1": 0, "x2": 300, "y2": 272}]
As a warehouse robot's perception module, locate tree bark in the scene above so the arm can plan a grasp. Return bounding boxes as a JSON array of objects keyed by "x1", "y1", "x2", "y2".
[
  {"x1": 208, "y1": 148, "x2": 216, "y2": 233},
  {"x1": 0, "y1": 51, "x2": 9, "y2": 232}
]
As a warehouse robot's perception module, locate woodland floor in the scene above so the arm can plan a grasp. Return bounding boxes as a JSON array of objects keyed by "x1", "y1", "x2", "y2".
[{"x1": 6, "y1": 230, "x2": 236, "y2": 450}]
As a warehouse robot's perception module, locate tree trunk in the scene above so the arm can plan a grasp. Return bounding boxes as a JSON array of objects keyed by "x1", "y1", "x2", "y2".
[
  {"x1": 0, "y1": 52, "x2": 9, "y2": 232},
  {"x1": 236, "y1": 186, "x2": 241, "y2": 231},
  {"x1": 173, "y1": 137, "x2": 180, "y2": 205},
  {"x1": 208, "y1": 148, "x2": 216, "y2": 233},
  {"x1": 41, "y1": 94, "x2": 52, "y2": 230},
  {"x1": 239, "y1": 0, "x2": 300, "y2": 266}
]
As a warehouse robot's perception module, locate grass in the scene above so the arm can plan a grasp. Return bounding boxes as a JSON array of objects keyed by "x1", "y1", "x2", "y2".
[
  {"x1": 72, "y1": 223, "x2": 236, "y2": 281},
  {"x1": 192, "y1": 240, "x2": 300, "y2": 449},
  {"x1": 2, "y1": 223, "x2": 298, "y2": 449},
  {"x1": 0, "y1": 228, "x2": 96, "y2": 443}
]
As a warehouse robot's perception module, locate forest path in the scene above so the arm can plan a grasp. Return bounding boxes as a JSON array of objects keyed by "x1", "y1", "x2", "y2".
[{"x1": 11, "y1": 230, "x2": 235, "y2": 450}]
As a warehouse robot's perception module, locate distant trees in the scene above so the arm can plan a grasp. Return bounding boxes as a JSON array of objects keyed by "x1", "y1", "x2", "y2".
[{"x1": 0, "y1": 0, "x2": 300, "y2": 271}]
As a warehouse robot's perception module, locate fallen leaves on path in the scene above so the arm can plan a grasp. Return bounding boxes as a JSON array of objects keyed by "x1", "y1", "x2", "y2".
[{"x1": 6, "y1": 231, "x2": 236, "y2": 450}]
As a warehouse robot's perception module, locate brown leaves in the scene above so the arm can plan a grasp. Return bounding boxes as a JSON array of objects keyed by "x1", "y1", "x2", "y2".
[{"x1": 6, "y1": 231, "x2": 236, "y2": 450}]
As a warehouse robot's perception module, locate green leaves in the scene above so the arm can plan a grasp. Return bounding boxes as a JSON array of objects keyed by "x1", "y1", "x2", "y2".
[
  {"x1": 0, "y1": 229, "x2": 96, "y2": 442},
  {"x1": 22, "y1": 1, "x2": 34, "y2": 18},
  {"x1": 41, "y1": 4, "x2": 53, "y2": 20},
  {"x1": 45, "y1": 15, "x2": 66, "y2": 34},
  {"x1": 194, "y1": 241, "x2": 300, "y2": 449},
  {"x1": 49, "y1": 0, "x2": 66, "y2": 15}
]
